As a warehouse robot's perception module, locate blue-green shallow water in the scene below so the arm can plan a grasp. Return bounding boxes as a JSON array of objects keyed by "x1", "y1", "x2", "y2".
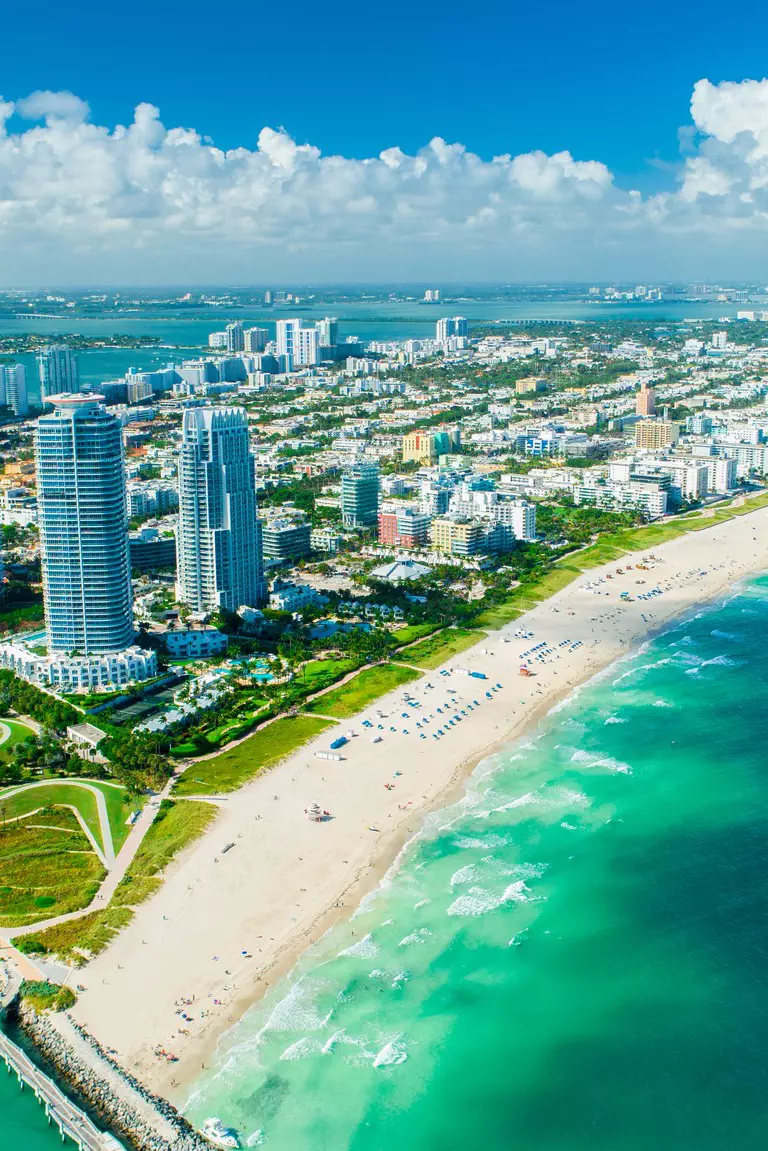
[
  {"x1": 184, "y1": 576, "x2": 768, "y2": 1150},
  {"x1": 0, "y1": 1068, "x2": 75, "y2": 1148}
]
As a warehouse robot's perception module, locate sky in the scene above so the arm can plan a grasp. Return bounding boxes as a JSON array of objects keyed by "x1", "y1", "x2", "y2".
[{"x1": 2, "y1": 0, "x2": 768, "y2": 285}]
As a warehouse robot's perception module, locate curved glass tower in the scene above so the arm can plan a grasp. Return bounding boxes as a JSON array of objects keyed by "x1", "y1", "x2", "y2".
[{"x1": 36, "y1": 394, "x2": 135, "y2": 655}]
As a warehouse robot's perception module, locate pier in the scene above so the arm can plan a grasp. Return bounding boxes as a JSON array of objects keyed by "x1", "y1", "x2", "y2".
[{"x1": 0, "y1": 1028, "x2": 122, "y2": 1150}]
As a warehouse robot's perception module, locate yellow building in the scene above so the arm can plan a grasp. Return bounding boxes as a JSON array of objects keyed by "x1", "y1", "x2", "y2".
[
  {"x1": 635, "y1": 420, "x2": 680, "y2": 450},
  {"x1": 430, "y1": 518, "x2": 483, "y2": 556},
  {"x1": 402, "y1": 431, "x2": 437, "y2": 465},
  {"x1": 515, "y1": 376, "x2": 547, "y2": 395}
]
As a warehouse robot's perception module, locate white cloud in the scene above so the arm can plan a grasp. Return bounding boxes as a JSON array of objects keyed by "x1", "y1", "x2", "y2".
[{"x1": 1, "y1": 79, "x2": 768, "y2": 283}]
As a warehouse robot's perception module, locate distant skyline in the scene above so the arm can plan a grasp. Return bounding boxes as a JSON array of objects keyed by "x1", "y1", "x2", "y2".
[{"x1": 3, "y1": 0, "x2": 768, "y2": 283}]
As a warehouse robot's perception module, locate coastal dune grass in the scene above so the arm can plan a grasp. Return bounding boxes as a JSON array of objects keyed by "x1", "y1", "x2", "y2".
[
  {"x1": 15, "y1": 798, "x2": 215, "y2": 963},
  {"x1": 0, "y1": 810, "x2": 106, "y2": 928},
  {"x1": 173, "y1": 714, "x2": 334, "y2": 796},
  {"x1": 0, "y1": 779, "x2": 134, "y2": 856},
  {"x1": 404, "y1": 627, "x2": 487, "y2": 670},
  {"x1": 305, "y1": 663, "x2": 421, "y2": 719}
]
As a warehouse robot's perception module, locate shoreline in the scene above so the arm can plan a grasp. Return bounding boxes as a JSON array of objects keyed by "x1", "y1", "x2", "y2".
[{"x1": 67, "y1": 508, "x2": 768, "y2": 1102}]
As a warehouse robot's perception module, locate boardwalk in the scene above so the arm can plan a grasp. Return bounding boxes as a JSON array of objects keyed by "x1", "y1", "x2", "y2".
[{"x1": 0, "y1": 1028, "x2": 122, "y2": 1150}]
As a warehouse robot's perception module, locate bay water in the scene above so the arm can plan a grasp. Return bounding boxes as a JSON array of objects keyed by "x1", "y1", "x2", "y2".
[{"x1": 182, "y1": 576, "x2": 768, "y2": 1150}]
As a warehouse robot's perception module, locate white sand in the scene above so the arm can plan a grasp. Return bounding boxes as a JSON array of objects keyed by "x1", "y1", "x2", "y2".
[{"x1": 72, "y1": 506, "x2": 768, "y2": 1096}]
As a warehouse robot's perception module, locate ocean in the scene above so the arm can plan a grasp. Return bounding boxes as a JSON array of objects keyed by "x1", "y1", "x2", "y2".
[{"x1": 177, "y1": 575, "x2": 768, "y2": 1150}]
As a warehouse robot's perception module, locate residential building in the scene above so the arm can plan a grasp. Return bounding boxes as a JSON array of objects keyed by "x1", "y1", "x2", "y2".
[
  {"x1": 261, "y1": 517, "x2": 312, "y2": 564},
  {"x1": 378, "y1": 507, "x2": 431, "y2": 549},
  {"x1": 161, "y1": 626, "x2": 228, "y2": 658},
  {"x1": 226, "y1": 321, "x2": 245, "y2": 353},
  {"x1": 635, "y1": 420, "x2": 680, "y2": 451},
  {"x1": 340, "y1": 461, "x2": 380, "y2": 528},
  {"x1": 1, "y1": 363, "x2": 29, "y2": 416},
  {"x1": 36, "y1": 394, "x2": 137, "y2": 655},
  {"x1": 435, "y1": 316, "x2": 469, "y2": 342},
  {"x1": 129, "y1": 527, "x2": 177, "y2": 571},
  {"x1": 316, "y1": 317, "x2": 339, "y2": 347},
  {"x1": 177, "y1": 406, "x2": 266, "y2": 611},
  {"x1": 515, "y1": 376, "x2": 547, "y2": 395},
  {"x1": 635, "y1": 382, "x2": 657, "y2": 417},
  {"x1": 244, "y1": 326, "x2": 268, "y2": 353},
  {"x1": 0, "y1": 643, "x2": 156, "y2": 690},
  {"x1": 310, "y1": 527, "x2": 344, "y2": 553},
  {"x1": 704, "y1": 456, "x2": 738, "y2": 494},
  {"x1": 402, "y1": 427, "x2": 461, "y2": 464},
  {"x1": 269, "y1": 581, "x2": 328, "y2": 612},
  {"x1": 276, "y1": 319, "x2": 319, "y2": 368},
  {"x1": 430, "y1": 517, "x2": 484, "y2": 556},
  {"x1": 37, "y1": 345, "x2": 79, "y2": 399}
]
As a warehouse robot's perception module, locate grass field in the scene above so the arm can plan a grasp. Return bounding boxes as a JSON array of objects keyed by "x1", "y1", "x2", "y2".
[
  {"x1": 298, "y1": 657, "x2": 360, "y2": 693},
  {"x1": 403, "y1": 627, "x2": 487, "y2": 670},
  {"x1": 173, "y1": 714, "x2": 334, "y2": 796},
  {"x1": 0, "y1": 717, "x2": 37, "y2": 760},
  {"x1": 0, "y1": 779, "x2": 134, "y2": 857},
  {"x1": 15, "y1": 798, "x2": 215, "y2": 961},
  {"x1": 306, "y1": 663, "x2": 421, "y2": 719},
  {"x1": 390, "y1": 623, "x2": 440, "y2": 647},
  {"x1": 0, "y1": 810, "x2": 106, "y2": 928}
]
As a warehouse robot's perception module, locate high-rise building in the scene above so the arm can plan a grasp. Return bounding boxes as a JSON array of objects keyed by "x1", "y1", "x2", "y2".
[
  {"x1": 177, "y1": 407, "x2": 266, "y2": 611},
  {"x1": 635, "y1": 382, "x2": 657, "y2": 417},
  {"x1": 635, "y1": 420, "x2": 680, "y2": 451},
  {"x1": 435, "y1": 316, "x2": 468, "y2": 342},
  {"x1": 275, "y1": 319, "x2": 319, "y2": 368},
  {"x1": 316, "y1": 317, "x2": 339, "y2": 348},
  {"x1": 36, "y1": 395, "x2": 135, "y2": 654},
  {"x1": 1, "y1": 363, "x2": 29, "y2": 416},
  {"x1": 263, "y1": 290, "x2": 273, "y2": 305},
  {"x1": 340, "y1": 462, "x2": 380, "y2": 528},
  {"x1": 378, "y1": 507, "x2": 431, "y2": 549},
  {"x1": 244, "y1": 326, "x2": 269, "y2": 353},
  {"x1": 37, "y1": 346, "x2": 79, "y2": 399},
  {"x1": 261, "y1": 517, "x2": 312, "y2": 565},
  {"x1": 226, "y1": 321, "x2": 245, "y2": 353}
]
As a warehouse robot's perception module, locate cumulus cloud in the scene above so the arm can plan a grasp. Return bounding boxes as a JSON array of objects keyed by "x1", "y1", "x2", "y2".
[{"x1": 1, "y1": 78, "x2": 768, "y2": 282}]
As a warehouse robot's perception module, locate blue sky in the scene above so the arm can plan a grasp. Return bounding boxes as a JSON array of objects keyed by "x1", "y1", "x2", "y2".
[
  {"x1": 4, "y1": 0, "x2": 765, "y2": 183},
  {"x1": 2, "y1": 0, "x2": 768, "y2": 282}
]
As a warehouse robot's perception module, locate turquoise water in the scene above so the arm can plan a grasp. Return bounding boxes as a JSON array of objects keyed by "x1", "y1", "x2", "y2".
[
  {"x1": 183, "y1": 576, "x2": 768, "y2": 1149},
  {"x1": 0, "y1": 1069, "x2": 75, "y2": 1148}
]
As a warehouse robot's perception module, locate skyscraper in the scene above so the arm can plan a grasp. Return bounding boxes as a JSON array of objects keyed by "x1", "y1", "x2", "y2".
[
  {"x1": 244, "y1": 326, "x2": 268, "y2": 353},
  {"x1": 435, "y1": 316, "x2": 469, "y2": 342},
  {"x1": 275, "y1": 319, "x2": 319, "y2": 368},
  {"x1": 1, "y1": 363, "x2": 29, "y2": 416},
  {"x1": 37, "y1": 345, "x2": 79, "y2": 399},
  {"x1": 36, "y1": 395, "x2": 135, "y2": 654},
  {"x1": 340, "y1": 462, "x2": 380, "y2": 528},
  {"x1": 316, "y1": 317, "x2": 339, "y2": 348},
  {"x1": 226, "y1": 322, "x2": 245, "y2": 353},
  {"x1": 177, "y1": 407, "x2": 266, "y2": 611}
]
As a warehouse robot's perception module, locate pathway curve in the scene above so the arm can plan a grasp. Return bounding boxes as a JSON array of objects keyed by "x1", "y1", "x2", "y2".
[
  {"x1": 2, "y1": 775, "x2": 178, "y2": 941},
  {"x1": 0, "y1": 780, "x2": 115, "y2": 866}
]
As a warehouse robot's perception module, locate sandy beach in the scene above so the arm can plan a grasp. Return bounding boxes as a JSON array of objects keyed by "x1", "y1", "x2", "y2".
[{"x1": 71, "y1": 506, "x2": 768, "y2": 1098}]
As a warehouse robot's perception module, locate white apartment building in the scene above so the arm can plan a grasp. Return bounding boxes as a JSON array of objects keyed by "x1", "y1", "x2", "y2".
[
  {"x1": 1, "y1": 363, "x2": 29, "y2": 416},
  {"x1": 0, "y1": 643, "x2": 156, "y2": 691},
  {"x1": 176, "y1": 407, "x2": 266, "y2": 612},
  {"x1": 276, "y1": 319, "x2": 319, "y2": 368}
]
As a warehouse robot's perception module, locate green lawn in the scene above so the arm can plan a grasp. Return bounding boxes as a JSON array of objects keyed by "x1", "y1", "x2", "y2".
[
  {"x1": 15, "y1": 798, "x2": 215, "y2": 961},
  {"x1": 306, "y1": 663, "x2": 421, "y2": 719},
  {"x1": 0, "y1": 810, "x2": 106, "y2": 928},
  {"x1": 390, "y1": 623, "x2": 440, "y2": 647},
  {"x1": 0, "y1": 717, "x2": 37, "y2": 761},
  {"x1": 403, "y1": 628, "x2": 487, "y2": 670},
  {"x1": 173, "y1": 714, "x2": 334, "y2": 796},
  {"x1": 0, "y1": 778, "x2": 133, "y2": 856},
  {"x1": 298, "y1": 657, "x2": 360, "y2": 693}
]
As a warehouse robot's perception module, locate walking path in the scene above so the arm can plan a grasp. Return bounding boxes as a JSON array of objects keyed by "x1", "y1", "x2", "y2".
[
  {"x1": 2, "y1": 776, "x2": 177, "y2": 942},
  {"x1": 0, "y1": 780, "x2": 116, "y2": 866}
]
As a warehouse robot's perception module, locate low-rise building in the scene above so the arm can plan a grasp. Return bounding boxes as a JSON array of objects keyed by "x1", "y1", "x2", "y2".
[
  {"x1": 261, "y1": 517, "x2": 312, "y2": 564},
  {"x1": 129, "y1": 527, "x2": 177, "y2": 571},
  {"x1": 0, "y1": 644, "x2": 157, "y2": 691},
  {"x1": 161, "y1": 626, "x2": 228, "y2": 658}
]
